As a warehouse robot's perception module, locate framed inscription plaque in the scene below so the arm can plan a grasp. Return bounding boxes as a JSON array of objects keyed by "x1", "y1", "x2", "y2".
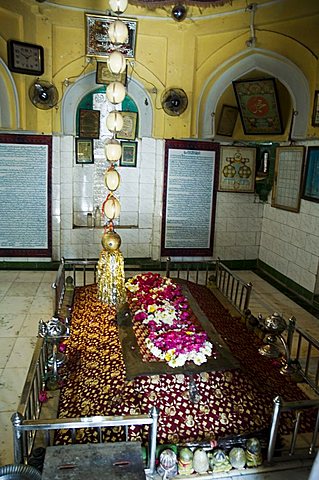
[{"x1": 161, "y1": 140, "x2": 219, "y2": 257}]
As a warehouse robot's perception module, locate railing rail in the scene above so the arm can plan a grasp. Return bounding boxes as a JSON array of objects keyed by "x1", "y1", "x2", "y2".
[
  {"x1": 165, "y1": 257, "x2": 215, "y2": 286},
  {"x1": 12, "y1": 337, "x2": 47, "y2": 461},
  {"x1": 215, "y1": 257, "x2": 252, "y2": 314},
  {"x1": 12, "y1": 408, "x2": 159, "y2": 474},
  {"x1": 14, "y1": 257, "x2": 319, "y2": 472},
  {"x1": 290, "y1": 324, "x2": 319, "y2": 394},
  {"x1": 267, "y1": 395, "x2": 319, "y2": 463},
  {"x1": 51, "y1": 258, "x2": 98, "y2": 316}
]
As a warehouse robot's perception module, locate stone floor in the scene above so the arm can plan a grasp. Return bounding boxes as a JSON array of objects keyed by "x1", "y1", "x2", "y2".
[{"x1": 0, "y1": 268, "x2": 318, "y2": 479}]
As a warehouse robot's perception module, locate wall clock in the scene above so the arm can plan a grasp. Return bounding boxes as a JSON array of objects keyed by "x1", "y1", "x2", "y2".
[{"x1": 7, "y1": 40, "x2": 44, "y2": 76}]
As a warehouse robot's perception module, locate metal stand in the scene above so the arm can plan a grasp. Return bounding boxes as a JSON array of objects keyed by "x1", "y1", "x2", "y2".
[{"x1": 38, "y1": 316, "x2": 68, "y2": 390}]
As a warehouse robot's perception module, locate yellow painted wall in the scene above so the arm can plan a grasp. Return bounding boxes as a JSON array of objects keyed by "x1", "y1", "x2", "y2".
[{"x1": 0, "y1": 0, "x2": 318, "y2": 139}]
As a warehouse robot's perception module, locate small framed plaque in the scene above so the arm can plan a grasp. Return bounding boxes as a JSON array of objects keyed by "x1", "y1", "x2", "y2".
[
  {"x1": 79, "y1": 109, "x2": 100, "y2": 139},
  {"x1": 96, "y1": 61, "x2": 127, "y2": 86},
  {"x1": 116, "y1": 111, "x2": 138, "y2": 140},
  {"x1": 216, "y1": 105, "x2": 238, "y2": 137},
  {"x1": 120, "y1": 141, "x2": 137, "y2": 167},
  {"x1": 75, "y1": 138, "x2": 94, "y2": 164}
]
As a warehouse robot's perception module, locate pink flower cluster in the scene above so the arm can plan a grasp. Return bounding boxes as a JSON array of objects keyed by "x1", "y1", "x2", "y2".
[{"x1": 126, "y1": 273, "x2": 213, "y2": 367}]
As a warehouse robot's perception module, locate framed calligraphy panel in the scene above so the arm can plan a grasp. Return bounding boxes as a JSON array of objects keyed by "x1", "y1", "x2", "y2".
[{"x1": 233, "y1": 78, "x2": 283, "y2": 135}]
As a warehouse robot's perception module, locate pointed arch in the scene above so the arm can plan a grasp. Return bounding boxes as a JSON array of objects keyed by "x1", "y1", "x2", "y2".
[
  {"x1": 61, "y1": 71, "x2": 153, "y2": 137},
  {"x1": 0, "y1": 58, "x2": 19, "y2": 129},
  {"x1": 199, "y1": 51, "x2": 310, "y2": 140}
]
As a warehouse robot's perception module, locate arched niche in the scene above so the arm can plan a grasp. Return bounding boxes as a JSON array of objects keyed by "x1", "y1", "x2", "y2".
[
  {"x1": 61, "y1": 71, "x2": 153, "y2": 137},
  {"x1": 0, "y1": 59, "x2": 19, "y2": 129},
  {"x1": 199, "y1": 51, "x2": 310, "y2": 140}
]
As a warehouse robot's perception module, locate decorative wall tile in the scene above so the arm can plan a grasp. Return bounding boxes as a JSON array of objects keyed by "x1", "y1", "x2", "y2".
[
  {"x1": 227, "y1": 217, "x2": 248, "y2": 232},
  {"x1": 128, "y1": 243, "x2": 151, "y2": 257},
  {"x1": 119, "y1": 229, "x2": 139, "y2": 244},
  {"x1": 291, "y1": 229, "x2": 307, "y2": 249},
  {"x1": 235, "y1": 232, "x2": 256, "y2": 246},
  {"x1": 223, "y1": 246, "x2": 246, "y2": 260},
  {"x1": 299, "y1": 267, "x2": 316, "y2": 292},
  {"x1": 139, "y1": 213, "x2": 153, "y2": 228},
  {"x1": 138, "y1": 228, "x2": 152, "y2": 243},
  {"x1": 245, "y1": 245, "x2": 259, "y2": 259},
  {"x1": 309, "y1": 202, "x2": 319, "y2": 217},
  {"x1": 305, "y1": 234, "x2": 319, "y2": 256},
  {"x1": 215, "y1": 231, "x2": 236, "y2": 247}
]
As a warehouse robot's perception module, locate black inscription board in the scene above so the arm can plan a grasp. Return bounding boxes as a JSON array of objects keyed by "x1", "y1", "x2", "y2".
[
  {"x1": 0, "y1": 134, "x2": 52, "y2": 257},
  {"x1": 161, "y1": 140, "x2": 219, "y2": 257}
]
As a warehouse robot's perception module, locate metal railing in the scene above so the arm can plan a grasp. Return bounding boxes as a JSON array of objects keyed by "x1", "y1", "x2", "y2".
[
  {"x1": 215, "y1": 258, "x2": 252, "y2": 314},
  {"x1": 12, "y1": 257, "x2": 319, "y2": 471},
  {"x1": 11, "y1": 338, "x2": 47, "y2": 462},
  {"x1": 165, "y1": 257, "x2": 215, "y2": 286},
  {"x1": 289, "y1": 323, "x2": 319, "y2": 394},
  {"x1": 51, "y1": 258, "x2": 98, "y2": 315},
  {"x1": 267, "y1": 395, "x2": 319, "y2": 463},
  {"x1": 12, "y1": 408, "x2": 159, "y2": 474}
]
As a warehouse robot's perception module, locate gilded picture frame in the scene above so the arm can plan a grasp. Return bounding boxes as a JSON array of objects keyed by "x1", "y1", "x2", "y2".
[
  {"x1": 219, "y1": 146, "x2": 256, "y2": 193},
  {"x1": 96, "y1": 61, "x2": 127, "y2": 86},
  {"x1": 85, "y1": 14, "x2": 137, "y2": 58},
  {"x1": 233, "y1": 78, "x2": 283, "y2": 135},
  {"x1": 116, "y1": 111, "x2": 138, "y2": 140},
  {"x1": 120, "y1": 141, "x2": 137, "y2": 167},
  {"x1": 75, "y1": 138, "x2": 94, "y2": 164}
]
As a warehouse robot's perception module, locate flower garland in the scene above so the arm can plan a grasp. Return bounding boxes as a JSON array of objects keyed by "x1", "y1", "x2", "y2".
[{"x1": 125, "y1": 272, "x2": 214, "y2": 367}]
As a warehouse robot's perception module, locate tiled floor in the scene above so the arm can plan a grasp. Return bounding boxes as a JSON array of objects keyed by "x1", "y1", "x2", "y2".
[{"x1": 0, "y1": 268, "x2": 318, "y2": 479}]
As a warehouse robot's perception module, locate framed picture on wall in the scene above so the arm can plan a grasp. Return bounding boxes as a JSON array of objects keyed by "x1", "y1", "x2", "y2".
[
  {"x1": 302, "y1": 146, "x2": 319, "y2": 202},
  {"x1": 161, "y1": 140, "x2": 219, "y2": 257},
  {"x1": 312, "y1": 90, "x2": 319, "y2": 127},
  {"x1": 216, "y1": 105, "x2": 238, "y2": 137},
  {"x1": 116, "y1": 111, "x2": 138, "y2": 140},
  {"x1": 233, "y1": 78, "x2": 283, "y2": 135},
  {"x1": 75, "y1": 138, "x2": 94, "y2": 164},
  {"x1": 120, "y1": 141, "x2": 137, "y2": 167},
  {"x1": 79, "y1": 109, "x2": 100, "y2": 139},
  {"x1": 218, "y1": 146, "x2": 256, "y2": 193},
  {"x1": 85, "y1": 14, "x2": 137, "y2": 58},
  {"x1": 96, "y1": 61, "x2": 127, "y2": 86},
  {"x1": 272, "y1": 146, "x2": 305, "y2": 212}
]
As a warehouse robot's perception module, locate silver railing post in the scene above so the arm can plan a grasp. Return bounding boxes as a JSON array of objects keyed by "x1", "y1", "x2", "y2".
[
  {"x1": 11, "y1": 412, "x2": 24, "y2": 464},
  {"x1": 244, "y1": 282, "x2": 253, "y2": 311},
  {"x1": 166, "y1": 257, "x2": 171, "y2": 278},
  {"x1": 267, "y1": 396, "x2": 282, "y2": 463},
  {"x1": 148, "y1": 406, "x2": 159, "y2": 474},
  {"x1": 286, "y1": 316, "x2": 296, "y2": 363}
]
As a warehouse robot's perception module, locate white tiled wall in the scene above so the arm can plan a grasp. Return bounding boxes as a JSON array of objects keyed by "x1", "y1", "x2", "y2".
[
  {"x1": 55, "y1": 135, "x2": 264, "y2": 263},
  {"x1": 260, "y1": 200, "x2": 319, "y2": 293},
  {"x1": 50, "y1": 135, "x2": 319, "y2": 297},
  {"x1": 213, "y1": 192, "x2": 264, "y2": 261}
]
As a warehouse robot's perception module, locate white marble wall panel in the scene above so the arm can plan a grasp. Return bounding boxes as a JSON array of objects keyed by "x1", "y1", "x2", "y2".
[
  {"x1": 260, "y1": 197, "x2": 319, "y2": 294},
  {"x1": 48, "y1": 135, "x2": 319, "y2": 296},
  {"x1": 139, "y1": 213, "x2": 153, "y2": 228}
]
